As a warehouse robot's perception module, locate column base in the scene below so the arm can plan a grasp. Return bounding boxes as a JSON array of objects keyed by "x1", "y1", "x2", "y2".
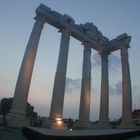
[
  {"x1": 95, "y1": 120, "x2": 111, "y2": 129},
  {"x1": 43, "y1": 117, "x2": 67, "y2": 130},
  {"x1": 73, "y1": 120, "x2": 93, "y2": 129},
  {"x1": 118, "y1": 120, "x2": 134, "y2": 128},
  {"x1": 6, "y1": 110, "x2": 29, "y2": 128},
  {"x1": 42, "y1": 117, "x2": 51, "y2": 128}
]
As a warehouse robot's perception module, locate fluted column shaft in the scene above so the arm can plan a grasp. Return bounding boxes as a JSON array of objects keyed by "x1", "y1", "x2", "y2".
[
  {"x1": 99, "y1": 51, "x2": 109, "y2": 123},
  {"x1": 120, "y1": 46, "x2": 132, "y2": 126},
  {"x1": 79, "y1": 45, "x2": 91, "y2": 121},
  {"x1": 7, "y1": 14, "x2": 45, "y2": 128},
  {"x1": 50, "y1": 29, "x2": 70, "y2": 118}
]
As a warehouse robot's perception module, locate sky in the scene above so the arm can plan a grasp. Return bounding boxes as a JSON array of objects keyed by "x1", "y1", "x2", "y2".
[{"x1": 0, "y1": 0, "x2": 140, "y2": 121}]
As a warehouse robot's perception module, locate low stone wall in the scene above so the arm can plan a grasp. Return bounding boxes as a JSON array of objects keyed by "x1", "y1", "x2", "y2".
[{"x1": 22, "y1": 127, "x2": 140, "y2": 140}]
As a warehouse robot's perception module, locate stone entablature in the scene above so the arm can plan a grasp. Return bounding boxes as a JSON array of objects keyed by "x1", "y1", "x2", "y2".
[{"x1": 36, "y1": 4, "x2": 130, "y2": 53}]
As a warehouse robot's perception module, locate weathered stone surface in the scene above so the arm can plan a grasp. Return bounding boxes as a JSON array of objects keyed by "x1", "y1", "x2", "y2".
[
  {"x1": 49, "y1": 29, "x2": 70, "y2": 129},
  {"x1": 98, "y1": 51, "x2": 110, "y2": 128},
  {"x1": 6, "y1": 14, "x2": 45, "y2": 128},
  {"x1": 77, "y1": 45, "x2": 92, "y2": 129},
  {"x1": 8, "y1": 3, "x2": 133, "y2": 130},
  {"x1": 119, "y1": 46, "x2": 133, "y2": 128}
]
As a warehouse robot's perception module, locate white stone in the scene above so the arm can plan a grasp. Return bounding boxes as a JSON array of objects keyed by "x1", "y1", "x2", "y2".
[
  {"x1": 75, "y1": 45, "x2": 92, "y2": 129},
  {"x1": 119, "y1": 46, "x2": 133, "y2": 128},
  {"x1": 99, "y1": 51, "x2": 110, "y2": 128},
  {"x1": 6, "y1": 14, "x2": 46, "y2": 128},
  {"x1": 49, "y1": 29, "x2": 70, "y2": 129}
]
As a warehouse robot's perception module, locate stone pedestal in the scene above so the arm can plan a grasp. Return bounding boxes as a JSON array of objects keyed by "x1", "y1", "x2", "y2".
[
  {"x1": 43, "y1": 117, "x2": 67, "y2": 130},
  {"x1": 73, "y1": 120, "x2": 93, "y2": 129},
  {"x1": 98, "y1": 51, "x2": 110, "y2": 128},
  {"x1": 119, "y1": 46, "x2": 133, "y2": 128},
  {"x1": 6, "y1": 14, "x2": 45, "y2": 128},
  {"x1": 6, "y1": 111, "x2": 30, "y2": 128},
  {"x1": 95, "y1": 121, "x2": 111, "y2": 129},
  {"x1": 51, "y1": 118, "x2": 67, "y2": 130},
  {"x1": 49, "y1": 29, "x2": 70, "y2": 129}
]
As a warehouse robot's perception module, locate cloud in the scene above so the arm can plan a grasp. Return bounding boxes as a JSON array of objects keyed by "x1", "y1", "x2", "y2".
[
  {"x1": 92, "y1": 53, "x2": 101, "y2": 66},
  {"x1": 65, "y1": 77, "x2": 81, "y2": 93},
  {"x1": 92, "y1": 54, "x2": 121, "y2": 71},
  {"x1": 109, "y1": 81, "x2": 122, "y2": 95},
  {"x1": 128, "y1": 86, "x2": 140, "y2": 110},
  {"x1": 109, "y1": 82, "x2": 140, "y2": 96},
  {"x1": 108, "y1": 54, "x2": 121, "y2": 71},
  {"x1": 133, "y1": 86, "x2": 139, "y2": 91},
  {"x1": 132, "y1": 86, "x2": 140, "y2": 102}
]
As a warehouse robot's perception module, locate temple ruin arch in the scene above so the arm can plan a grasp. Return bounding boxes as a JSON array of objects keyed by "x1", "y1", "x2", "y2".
[{"x1": 6, "y1": 4, "x2": 133, "y2": 129}]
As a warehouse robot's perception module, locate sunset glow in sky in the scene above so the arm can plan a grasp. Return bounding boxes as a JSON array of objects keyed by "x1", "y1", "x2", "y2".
[{"x1": 0, "y1": 0, "x2": 140, "y2": 121}]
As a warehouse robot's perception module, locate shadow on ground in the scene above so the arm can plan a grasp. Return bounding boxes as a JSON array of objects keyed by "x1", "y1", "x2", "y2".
[{"x1": 0, "y1": 126, "x2": 27, "y2": 140}]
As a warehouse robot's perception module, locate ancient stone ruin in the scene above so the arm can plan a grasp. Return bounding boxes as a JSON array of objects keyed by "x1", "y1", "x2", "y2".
[{"x1": 6, "y1": 4, "x2": 132, "y2": 129}]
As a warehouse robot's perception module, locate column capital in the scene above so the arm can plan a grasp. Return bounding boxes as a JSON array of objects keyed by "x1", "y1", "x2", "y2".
[
  {"x1": 34, "y1": 13, "x2": 46, "y2": 24},
  {"x1": 120, "y1": 45, "x2": 129, "y2": 56},
  {"x1": 100, "y1": 50, "x2": 110, "y2": 59},
  {"x1": 84, "y1": 45, "x2": 91, "y2": 53},
  {"x1": 120, "y1": 37, "x2": 131, "y2": 50},
  {"x1": 120, "y1": 45, "x2": 130, "y2": 50},
  {"x1": 58, "y1": 28, "x2": 71, "y2": 35}
]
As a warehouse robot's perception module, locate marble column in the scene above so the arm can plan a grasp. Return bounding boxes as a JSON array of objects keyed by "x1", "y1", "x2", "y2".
[
  {"x1": 49, "y1": 29, "x2": 70, "y2": 129},
  {"x1": 77, "y1": 45, "x2": 92, "y2": 128},
  {"x1": 6, "y1": 14, "x2": 46, "y2": 128},
  {"x1": 99, "y1": 51, "x2": 109, "y2": 127},
  {"x1": 120, "y1": 45, "x2": 133, "y2": 128}
]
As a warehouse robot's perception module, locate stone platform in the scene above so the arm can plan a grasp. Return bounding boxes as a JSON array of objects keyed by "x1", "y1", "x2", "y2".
[{"x1": 22, "y1": 127, "x2": 140, "y2": 140}]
